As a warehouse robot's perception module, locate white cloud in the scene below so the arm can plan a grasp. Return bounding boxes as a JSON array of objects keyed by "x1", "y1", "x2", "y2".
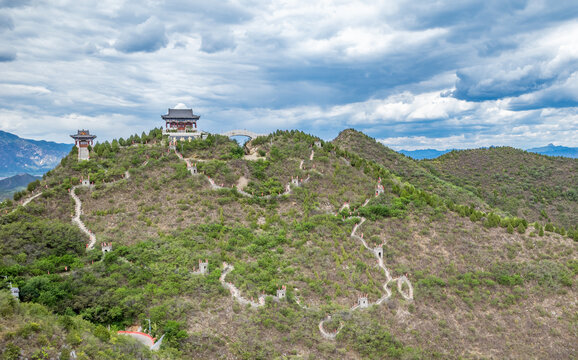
[
  {"x1": 0, "y1": 84, "x2": 51, "y2": 96},
  {"x1": 0, "y1": 108, "x2": 148, "y2": 143},
  {"x1": 378, "y1": 109, "x2": 578, "y2": 150},
  {"x1": 453, "y1": 20, "x2": 578, "y2": 102},
  {"x1": 0, "y1": 0, "x2": 577, "y2": 151},
  {"x1": 114, "y1": 16, "x2": 168, "y2": 53}
]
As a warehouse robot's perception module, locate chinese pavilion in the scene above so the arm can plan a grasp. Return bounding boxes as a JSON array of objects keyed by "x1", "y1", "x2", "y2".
[
  {"x1": 161, "y1": 106, "x2": 205, "y2": 141},
  {"x1": 70, "y1": 130, "x2": 96, "y2": 161}
]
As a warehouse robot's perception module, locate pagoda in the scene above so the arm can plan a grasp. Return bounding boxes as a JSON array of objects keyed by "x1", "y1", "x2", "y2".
[
  {"x1": 70, "y1": 130, "x2": 96, "y2": 161},
  {"x1": 161, "y1": 105, "x2": 205, "y2": 141}
]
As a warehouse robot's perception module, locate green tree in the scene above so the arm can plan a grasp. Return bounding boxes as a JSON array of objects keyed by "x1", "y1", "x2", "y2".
[
  {"x1": 27, "y1": 179, "x2": 41, "y2": 192},
  {"x1": 111, "y1": 139, "x2": 120, "y2": 152}
]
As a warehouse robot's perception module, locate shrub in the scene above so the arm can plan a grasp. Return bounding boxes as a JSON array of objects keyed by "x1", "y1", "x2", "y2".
[
  {"x1": 496, "y1": 274, "x2": 523, "y2": 286},
  {"x1": 0, "y1": 291, "x2": 17, "y2": 317},
  {"x1": 484, "y1": 213, "x2": 501, "y2": 228},
  {"x1": 2, "y1": 343, "x2": 21, "y2": 360},
  {"x1": 94, "y1": 325, "x2": 110, "y2": 342}
]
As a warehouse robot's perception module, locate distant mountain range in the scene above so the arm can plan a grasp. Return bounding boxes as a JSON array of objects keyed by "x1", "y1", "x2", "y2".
[
  {"x1": 0, "y1": 173, "x2": 41, "y2": 200},
  {"x1": 398, "y1": 144, "x2": 578, "y2": 159},
  {"x1": 0, "y1": 130, "x2": 72, "y2": 178},
  {"x1": 526, "y1": 144, "x2": 578, "y2": 158}
]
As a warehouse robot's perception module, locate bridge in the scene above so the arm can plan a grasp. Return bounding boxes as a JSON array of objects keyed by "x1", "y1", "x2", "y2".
[{"x1": 220, "y1": 130, "x2": 267, "y2": 140}]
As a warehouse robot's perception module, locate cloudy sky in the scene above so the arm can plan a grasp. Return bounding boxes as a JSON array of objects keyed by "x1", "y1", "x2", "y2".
[{"x1": 1, "y1": 0, "x2": 577, "y2": 150}]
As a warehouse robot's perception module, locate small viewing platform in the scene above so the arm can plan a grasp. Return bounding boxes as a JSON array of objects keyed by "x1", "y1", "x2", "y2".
[{"x1": 162, "y1": 129, "x2": 207, "y2": 140}]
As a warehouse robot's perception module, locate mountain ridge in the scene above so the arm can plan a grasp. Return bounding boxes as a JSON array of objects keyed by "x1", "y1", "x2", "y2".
[
  {"x1": 526, "y1": 143, "x2": 578, "y2": 158},
  {"x1": 0, "y1": 173, "x2": 41, "y2": 200},
  {"x1": 397, "y1": 144, "x2": 578, "y2": 159},
  {"x1": 0, "y1": 130, "x2": 72, "y2": 178}
]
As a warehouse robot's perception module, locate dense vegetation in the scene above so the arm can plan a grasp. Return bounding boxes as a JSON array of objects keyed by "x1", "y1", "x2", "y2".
[
  {"x1": 0, "y1": 128, "x2": 575, "y2": 359},
  {"x1": 424, "y1": 147, "x2": 578, "y2": 229}
]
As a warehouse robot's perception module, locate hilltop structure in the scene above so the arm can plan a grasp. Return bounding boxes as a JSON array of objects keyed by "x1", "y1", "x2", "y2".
[
  {"x1": 162, "y1": 105, "x2": 206, "y2": 141},
  {"x1": 70, "y1": 130, "x2": 96, "y2": 161}
]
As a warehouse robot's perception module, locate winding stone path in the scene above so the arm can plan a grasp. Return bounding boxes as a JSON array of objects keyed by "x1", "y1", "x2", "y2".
[
  {"x1": 69, "y1": 170, "x2": 130, "y2": 250},
  {"x1": 70, "y1": 185, "x2": 97, "y2": 250},
  {"x1": 7, "y1": 192, "x2": 43, "y2": 215},
  {"x1": 319, "y1": 316, "x2": 344, "y2": 340},
  {"x1": 220, "y1": 263, "x2": 265, "y2": 308},
  {"x1": 174, "y1": 145, "x2": 414, "y2": 339},
  {"x1": 318, "y1": 180, "x2": 414, "y2": 339},
  {"x1": 176, "y1": 148, "x2": 307, "y2": 199},
  {"x1": 63, "y1": 143, "x2": 412, "y2": 342},
  {"x1": 21, "y1": 192, "x2": 42, "y2": 207},
  {"x1": 64, "y1": 143, "x2": 412, "y2": 342}
]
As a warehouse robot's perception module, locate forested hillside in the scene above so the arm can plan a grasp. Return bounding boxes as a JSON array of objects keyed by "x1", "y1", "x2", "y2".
[
  {"x1": 0, "y1": 128, "x2": 575, "y2": 359},
  {"x1": 424, "y1": 147, "x2": 578, "y2": 229}
]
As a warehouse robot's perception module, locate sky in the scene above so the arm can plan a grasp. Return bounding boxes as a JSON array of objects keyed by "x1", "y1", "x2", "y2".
[{"x1": 1, "y1": 0, "x2": 577, "y2": 150}]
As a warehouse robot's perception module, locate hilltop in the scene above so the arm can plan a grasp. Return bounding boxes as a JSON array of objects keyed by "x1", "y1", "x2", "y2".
[
  {"x1": 333, "y1": 129, "x2": 489, "y2": 211},
  {"x1": 0, "y1": 128, "x2": 575, "y2": 359}
]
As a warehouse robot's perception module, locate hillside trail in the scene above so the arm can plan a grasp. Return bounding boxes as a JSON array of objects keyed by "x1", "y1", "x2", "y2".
[
  {"x1": 6, "y1": 191, "x2": 43, "y2": 215},
  {"x1": 23, "y1": 143, "x2": 413, "y2": 342},
  {"x1": 5, "y1": 162, "x2": 134, "y2": 250},
  {"x1": 220, "y1": 263, "x2": 265, "y2": 308},
  {"x1": 319, "y1": 183, "x2": 414, "y2": 339},
  {"x1": 175, "y1": 147, "x2": 309, "y2": 199},
  {"x1": 174, "y1": 144, "x2": 414, "y2": 340},
  {"x1": 70, "y1": 185, "x2": 97, "y2": 250},
  {"x1": 69, "y1": 169, "x2": 132, "y2": 250},
  {"x1": 21, "y1": 192, "x2": 43, "y2": 206},
  {"x1": 173, "y1": 146, "x2": 320, "y2": 308}
]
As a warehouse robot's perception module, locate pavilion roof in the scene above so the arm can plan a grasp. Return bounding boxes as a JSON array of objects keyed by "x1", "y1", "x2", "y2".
[
  {"x1": 70, "y1": 129, "x2": 96, "y2": 139},
  {"x1": 161, "y1": 108, "x2": 200, "y2": 120}
]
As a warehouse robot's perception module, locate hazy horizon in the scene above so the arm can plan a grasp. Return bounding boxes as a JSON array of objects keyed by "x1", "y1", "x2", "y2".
[{"x1": 3, "y1": 128, "x2": 576, "y2": 153}]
